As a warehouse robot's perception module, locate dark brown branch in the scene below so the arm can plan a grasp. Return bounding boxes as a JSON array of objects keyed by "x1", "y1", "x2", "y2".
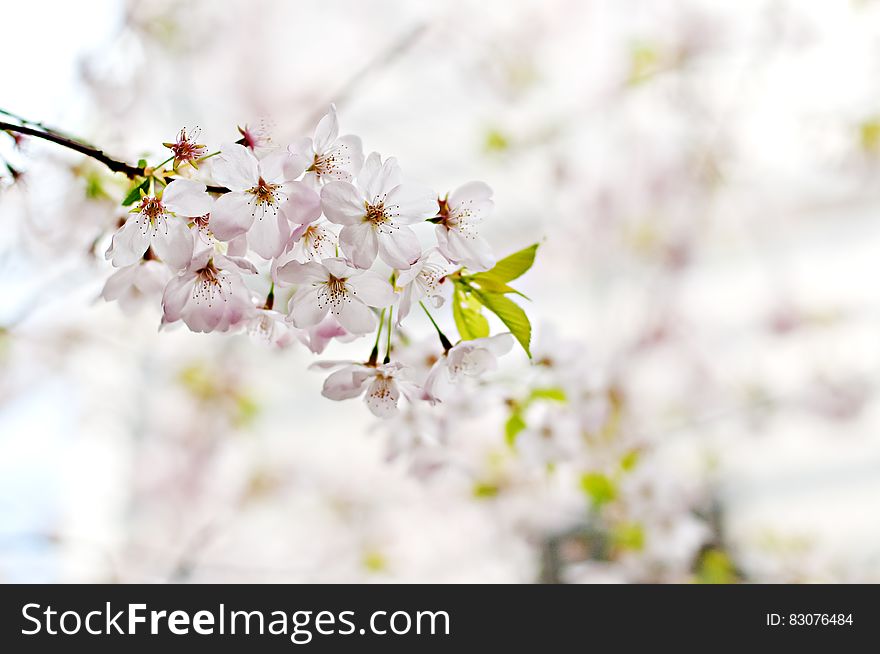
[{"x1": 1, "y1": 120, "x2": 229, "y2": 193}]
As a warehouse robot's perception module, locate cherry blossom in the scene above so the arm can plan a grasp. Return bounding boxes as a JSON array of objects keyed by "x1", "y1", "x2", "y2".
[
  {"x1": 436, "y1": 181, "x2": 496, "y2": 272},
  {"x1": 100, "y1": 258, "x2": 170, "y2": 313},
  {"x1": 290, "y1": 104, "x2": 364, "y2": 187},
  {"x1": 163, "y1": 127, "x2": 208, "y2": 170},
  {"x1": 297, "y1": 316, "x2": 357, "y2": 354},
  {"x1": 394, "y1": 248, "x2": 451, "y2": 324},
  {"x1": 246, "y1": 308, "x2": 296, "y2": 348},
  {"x1": 312, "y1": 360, "x2": 418, "y2": 418},
  {"x1": 321, "y1": 152, "x2": 436, "y2": 269},
  {"x1": 209, "y1": 143, "x2": 307, "y2": 259},
  {"x1": 275, "y1": 257, "x2": 395, "y2": 334},
  {"x1": 424, "y1": 333, "x2": 514, "y2": 402},
  {"x1": 161, "y1": 249, "x2": 255, "y2": 333},
  {"x1": 105, "y1": 178, "x2": 212, "y2": 270}
]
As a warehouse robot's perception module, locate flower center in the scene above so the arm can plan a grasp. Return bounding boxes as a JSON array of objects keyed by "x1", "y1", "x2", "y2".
[
  {"x1": 364, "y1": 201, "x2": 390, "y2": 227},
  {"x1": 318, "y1": 274, "x2": 351, "y2": 310},
  {"x1": 192, "y1": 259, "x2": 230, "y2": 307},
  {"x1": 248, "y1": 177, "x2": 282, "y2": 208},
  {"x1": 139, "y1": 196, "x2": 166, "y2": 225}
]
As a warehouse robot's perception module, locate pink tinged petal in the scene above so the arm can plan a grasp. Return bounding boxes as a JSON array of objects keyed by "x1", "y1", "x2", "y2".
[
  {"x1": 339, "y1": 223, "x2": 378, "y2": 269},
  {"x1": 484, "y1": 332, "x2": 515, "y2": 357},
  {"x1": 161, "y1": 273, "x2": 195, "y2": 323},
  {"x1": 384, "y1": 184, "x2": 438, "y2": 224},
  {"x1": 322, "y1": 365, "x2": 373, "y2": 401},
  {"x1": 213, "y1": 143, "x2": 259, "y2": 191},
  {"x1": 321, "y1": 182, "x2": 366, "y2": 225},
  {"x1": 248, "y1": 211, "x2": 290, "y2": 259},
  {"x1": 322, "y1": 257, "x2": 357, "y2": 279},
  {"x1": 288, "y1": 137, "x2": 314, "y2": 161},
  {"x1": 450, "y1": 180, "x2": 493, "y2": 207},
  {"x1": 107, "y1": 216, "x2": 151, "y2": 267},
  {"x1": 360, "y1": 154, "x2": 401, "y2": 202},
  {"x1": 349, "y1": 271, "x2": 395, "y2": 307},
  {"x1": 335, "y1": 297, "x2": 376, "y2": 335},
  {"x1": 423, "y1": 357, "x2": 452, "y2": 403},
  {"x1": 396, "y1": 284, "x2": 415, "y2": 324},
  {"x1": 288, "y1": 285, "x2": 329, "y2": 328},
  {"x1": 275, "y1": 260, "x2": 327, "y2": 285},
  {"x1": 101, "y1": 264, "x2": 139, "y2": 301},
  {"x1": 162, "y1": 179, "x2": 213, "y2": 217},
  {"x1": 280, "y1": 181, "x2": 322, "y2": 225},
  {"x1": 446, "y1": 228, "x2": 495, "y2": 272},
  {"x1": 260, "y1": 148, "x2": 305, "y2": 184},
  {"x1": 304, "y1": 318, "x2": 349, "y2": 354},
  {"x1": 152, "y1": 217, "x2": 194, "y2": 271},
  {"x1": 226, "y1": 234, "x2": 249, "y2": 258},
  {"x1": 217, "y1": 253, "x2": 258, "y2": 275},
  {"x1": 210, "y1": 192, "x2": 256, "y2": 241},
  {"x1": 364, "y1": 376, "x2": 400, "y2": 418},
  {"x1": 434, "y1": 224, "x2": 457, "y2": 264},
  {"x1": 313, "y1": 105, "x2": 340, "y2": 153},
  {"x1": 377, "y1": 225, "x2": 420, "y2": 269},
  {"x1": 327, "y1": 134, "x2": 364, "y2": 180}
]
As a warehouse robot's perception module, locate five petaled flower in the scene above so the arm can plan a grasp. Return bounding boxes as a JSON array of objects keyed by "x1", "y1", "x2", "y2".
[
  {"x1": 394, "y1": 248, "x2": 451, "y2": 324},
  {"x1": 209, "y1": 143, "x2": 307, "y2": 259},
  {"x1": 291, "y1": 104, "x2": 364, "y2": 187},
  {"x1": 163, "y1": 127, "x2": 208, "y2": 170},
  {"x1": 321, "y1": 152, "x2": 436, "y2": 270},
  {"x1": 312, "y1": 360, "x2": 418, "y2": 418},
  {"x1": 106, "y1": 178, "x2": 212, "y2": 271},
  {"x1": 424, "y1": 333, "x2": 514, "y2": 402},
  {"x1": 275, "y1": 257, "x2": 395, "y2": 334}
]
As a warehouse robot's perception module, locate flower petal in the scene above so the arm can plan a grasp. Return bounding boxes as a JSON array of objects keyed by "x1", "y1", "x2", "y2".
[
  {"x1": 163, "y1": 179, "x2": 212, "y2": 217},
  {"x1": 335, "y1": 297, "x2": 376, "y2": 334},
  {"x1": 321, "y1": 181, "x2": 365, "y2": 225},
  {"x1": 275, "y1": 259, "x2": 327, "y2": 285},
  {"x1": 210, "y1": 192, "x2": 256, "y2": 241},
  {"x1": 248, "y1": 211, "x2": 290, "y2": 259},
  {"x1": 384, "y1": 183, "x2": 437, "y2": 224},
  {"x1": 280, "y1": 181, "x2": 322, "y2": 225},
  {"x1": 212, "y1": 143, "x2": 259, "y2": 192},
  {"x1": 377, "y1": 225, "x2": 420, "y2": 269},
  {"x1": 288, "y1": 285, "x2": 329, "y2": 328},
  {"x1": 349, "y1": 271, "x2": 395, "y2": 307},
  {"x1": 106, "y1": 216, "x2": 151, "y2": 267},
  {"x1": 152, "y1": 217, "x2": 194, "y2": 271},
  {"x1": 313, "y1": 104, "x2": 340, "y2": 153},
  {"x1": 339, "y1": 223, "x2": 378, "y2": 269},
  {"x1": 364, "y1": 376, "x2": 400, "y2": 418}
]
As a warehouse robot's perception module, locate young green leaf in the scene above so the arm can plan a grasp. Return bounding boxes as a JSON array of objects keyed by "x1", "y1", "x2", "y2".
[
  {"x1": 452, "y1": 288, "x2": 490, "y2": 340},
  {"x1": 122, "y1": 178, "x2": 149, "y2": 207},
  {"x1": 505, "y1": 410, "x2": 526, "y2": 447},
  {"x1": 471, "y1": 243, "x2": 538, "y2": 284},
  {"x1": 473, "y1": 289, "x2": 531, "y2": 357}
]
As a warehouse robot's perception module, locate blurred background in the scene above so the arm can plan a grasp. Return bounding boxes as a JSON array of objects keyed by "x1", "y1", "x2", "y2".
[{"x1": 3, "y1": 0, "x2": 880, "y2": 583}]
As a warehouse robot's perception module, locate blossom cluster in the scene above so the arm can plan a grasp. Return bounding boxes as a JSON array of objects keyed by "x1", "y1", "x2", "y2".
[{"x1": 101, "y1": 106, "x2": 534, "y2": 417}]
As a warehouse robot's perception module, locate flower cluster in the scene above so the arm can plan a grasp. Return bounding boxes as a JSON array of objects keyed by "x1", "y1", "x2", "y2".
[{"x1": 101, "y1": 105, "x2": 536, "y2": 418}]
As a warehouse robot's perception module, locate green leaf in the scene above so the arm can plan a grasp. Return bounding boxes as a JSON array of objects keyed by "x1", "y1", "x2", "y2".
[
  {"x1": 452, "y1": 288, "x2": 489, "y2": 340},
  {"x1": 696, "y1": 549, "x2": 738, "y2": 584},
  {"x1": 468, "y1": 276, "x2": 529, "y2": 299},
  {"x1": 580, "y1": 472, "x2": 616, "y2": 507},
  {"x1": 473, "y1": 290, "x2": 531, "y2": 357},
  {"x1": 122, "y1": 178, "x2": 149, "y2": 206},
  {"x1": 505, "y1": 411, "x2": 526, "y2": 447},
  {"x1": 471, "y1": 243, "x2": 538, "y2": 284},
  {"x1": 612, "y1": 522, "x2": 645, "y2": 551}
]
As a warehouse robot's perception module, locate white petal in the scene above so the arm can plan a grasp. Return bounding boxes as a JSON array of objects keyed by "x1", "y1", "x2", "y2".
[
  {"x1": 321, "y1": 182, "x2": 366, "y2": 225},
  {"x1": 446, "y1": 229, "x2": 495, "y2": 272},
  {"x1": 384, "y1": 183, "x2": 437, "y2": 225},
  {"x1": 339, "y1": 223, "x2": 378, "y2": 269},
  {"x1": 377, "y1": 225, "x2": 420, "y2": 269},
  {"x1": 210, "y1": 192, "x2": 256, "y2": 241},
  {"x1": 213, "y1": 143, "x2": 259, "y2": 191},
  {"x1": 101, "y1": 264, "x2": 138, "y2": 301},
  {"x1": 275, "y1": 260, "x2": 327, "y2": 285},
  {"x1": 163, "y1": 179, "x2": 212, "y2": 217},
  {"x1": 322, "y1": 365, "x2": 372, "y2": 401},
  {"x1": 248, "y1": 211, "x2": 290, "y2": 259},
  {"x1": 289, "y1": 286, "x2": 329, "y2": 328},
  {"x1": 279, "y1": 181, "x2": 322, "y2": 225},
  {"x1": 484, "y1": 332, "x2": 515, "y2": 357},
  {"x1": 349, "y1": 271, "x2": 395, "y2": 307},
  {"x1": 161, "y1": 273, "x2": 195, "y2": 323},
  {"x1": 335, "y1": 297, "x2": 376, "y2": 334},
  {"x1": 364, "y1": 377, "x2": 400, "y2": 418},
  {"x1": 322, "y1": 256, "x2": 357, "y2": 279},
  {"x1": 107, "y1": 216, "x2": 151, "y2": 267},
  {"x1": 327, "y1": 134, "x2": 364, "y2": 180},
  {"x1": 450, "y1": 180, "x2": 493, "y2": 207},
  {"x1": 260, "y1": 148, "x2": 305, "y2": 184},
  {"x1": 152, "y1": 217, "x2": 194, "y2": 271},
  {"x1": 313, "y1": 105, "x2": 340, "y2": 153},
  {"x1": 360, "y1": 154, "x2": 401, "y2": 202}
]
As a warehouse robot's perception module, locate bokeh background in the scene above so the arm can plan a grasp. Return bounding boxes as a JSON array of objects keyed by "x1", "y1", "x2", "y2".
[{"x1": 3, "y1": 0, "x2": 880, "y2": 583}]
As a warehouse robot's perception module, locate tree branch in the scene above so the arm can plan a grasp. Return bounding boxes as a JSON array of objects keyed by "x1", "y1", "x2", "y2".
[{"x1": 1, "y1": 119, "x2": 229, "y2": 193}]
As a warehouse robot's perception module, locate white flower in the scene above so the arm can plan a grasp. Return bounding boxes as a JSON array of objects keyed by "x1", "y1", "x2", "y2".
[
  {"x1": 290, "y1": 104, "x2": 364, "y2": 187},
  {"x1": 287, "y1": 221, "x2": 337, "y2": 261},
  {"x1": 161, "y1": 249, "x2": 256, "y2": 333},
  {"x1": 275, "y1": 257, "x2": 395, "y2": 334},
  {"x1": 424, "y1": 333, "x2": 514, "y2": 402},
  {"x1": 395, "y1": 248, "x2": 451, "y2": 324},
  {"x1": 321, "y1": 152, "x2": 436, "y2": 269},
  {"x1": 101, "y1": 259, "x2": 170, "y2": 313},
  {"x1": 246, "y1": 308, "x2": 296, "y2": 348},
  {"x1": 436, "y1": 181, "x2": 496, "y2": 272},
  {"x1": 209, "y1": 143, "x2": 307, "y2": 259},
  {"x1": 106, "y1": 179, "x2": 212, "y2": 270},
  {"x1": 312, "y1": 360, "x2": 418, "y2": 418},
  {"x1": 516, "y1": 409, "x2": 580, "y2": 466},
  {"x1": 297, "y1": 316, "x2": 357, "y2": 354}
]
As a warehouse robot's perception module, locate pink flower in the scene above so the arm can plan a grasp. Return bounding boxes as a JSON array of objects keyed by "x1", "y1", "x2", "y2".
[
  {"x1": 436, "y1": 181, "x2": 496, "y2": 272},
  {"x1": 106, "y1": 179, "x2": 212, "y2": 270},
  {"x1": 161, "y1": 249, "x2": 256, "y2": 333},
  {"x1": 275, "y1": 257, "x2": 395, "y2": 334},
  {"x1": 424, "y1": 333, "x2": 514, "y2": 402},
  {"x1": 311, "y1": 360, "x2": 418, "y2": 418},
  {"x1": 290, "y1": 104, "x2": 364, "y2": 187},
  {"x1": 163, "y1": 127, "x2": 208, "y2": 170},
  {"x1": 321, "y1": 152, "x2": 436, "y2": 269},
  {"x1": 101, "y1": 258, "x2": 170, "y2": 313},
  {"x1": 209, "y1": 143, "x2": 307, "y2": 259},
  {"x1": 395, "y1": 248, "x2": 451, "y2": 324}
]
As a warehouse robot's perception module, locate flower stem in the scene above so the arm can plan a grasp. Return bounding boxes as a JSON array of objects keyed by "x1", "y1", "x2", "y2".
[
  {"x1": 420, "y1": 301, "x2": 453, "y2": 352},
  {"x1": 383, "y1": 306, "x2": 393, "y2": 364},
  {"x1": 368, "y1": 308, "x2": 386, "y2": 365}
]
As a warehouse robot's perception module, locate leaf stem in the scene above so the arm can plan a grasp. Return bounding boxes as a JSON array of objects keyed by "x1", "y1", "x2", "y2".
[
  {"x1": 420, "y1": 301, "x2": 453, "y2": 352},
  {"x1": 383, "y1": 306, "x2": 393, "y2": 364},
  {"x1": 369, "y1": 308, "x2": 386, "y2": 365}
]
